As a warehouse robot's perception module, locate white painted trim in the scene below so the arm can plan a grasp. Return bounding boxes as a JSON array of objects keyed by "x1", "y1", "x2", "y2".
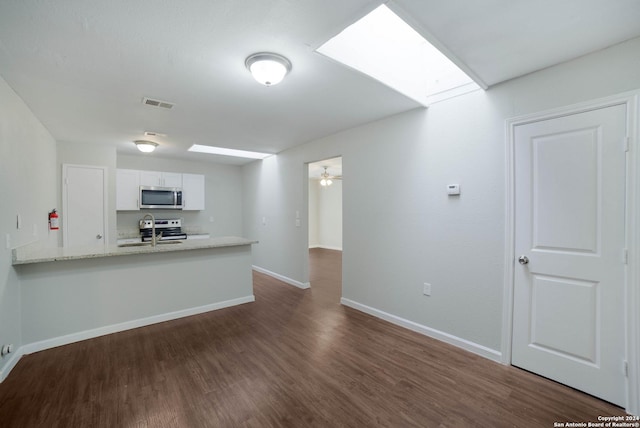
[
  {"x1": 425, "y1": 83, "x2": 483, "y2": 106},
  {"x1": 310, "y1": 245, "x2": 343, "y2": 251},
  {"x1": 341, "y1": 298, "x2": 502, "y2": 363},
  {"x1": 626, "y1": 93, "x2": 640, "y2": 416},
  {"x1": 501, "y1": 114, "x2": 516, "y2": 365},
  {"x1": 387, "y1": 1, "x2": 489, "y2": 91},
  {"x1": 504, "y1": 90, "x2": 640, "y2": 414},
  {"x1": 0, "y1": 346, "x2": 25, "y2": 383},
  {"x1": 62, "y1": 164, "x2": 109, "y2": 247},
  {"x1": 505, "y1": 91, "x2": 640, "y2": 126},
  {"x1": 18, "y1": 295, "x2": 254, "y2": 362},
  {"x1": 252, "y1": 265, "x2": 311, "y2": 289}
]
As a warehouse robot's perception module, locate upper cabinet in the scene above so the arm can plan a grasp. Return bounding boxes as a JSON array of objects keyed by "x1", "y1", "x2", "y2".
[
  {"x1": 182, "y1": 173, "x2": 205, "y2": 211},
  {"x1": 116, "y1": 169, "x2": 140, "y2": 211},
  {"x1": 116, "y1": 169, "x2": 205, "y2": 211},
  {"x1": 139, "y1": 170, "x2": 182, "y2": 188}
]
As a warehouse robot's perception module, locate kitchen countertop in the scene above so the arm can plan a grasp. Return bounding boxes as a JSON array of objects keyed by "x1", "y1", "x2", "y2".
[{"x1": 12, "y1": 236, "x2": 257, "y2": 265}]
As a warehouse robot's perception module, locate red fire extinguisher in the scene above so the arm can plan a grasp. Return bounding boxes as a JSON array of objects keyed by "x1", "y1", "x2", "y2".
[{"x1": 49, "y1": 209, "x2": 59, "y2": 231}]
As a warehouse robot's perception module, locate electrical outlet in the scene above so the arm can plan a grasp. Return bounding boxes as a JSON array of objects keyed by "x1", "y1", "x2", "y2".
[
  {"x1": 423, "y1": 283, "x2": 432, "y2": 296},
  {"x1": 1, "y1": 344, "x2": 11, "y2": 356}
]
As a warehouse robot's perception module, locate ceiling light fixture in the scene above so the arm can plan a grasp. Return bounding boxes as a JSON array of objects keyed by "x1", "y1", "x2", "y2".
[
  {"x1": 320, "y1": 167, "x2": 333, "y2": 186},
  {"x1": 245, "y1": 52, "x2": 292, "y2": 86},
  {"x1": 134, "y1": 140, "x2": 158, "y2": 153}
]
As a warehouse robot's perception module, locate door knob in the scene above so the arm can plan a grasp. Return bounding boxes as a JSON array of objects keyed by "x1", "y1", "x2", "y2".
[
  {"x1": 96, "y1": 234, "x2": 103, "y2": 239},
  {"x1": 518, "y1": 255, "x2": 529, "y2": 265}
]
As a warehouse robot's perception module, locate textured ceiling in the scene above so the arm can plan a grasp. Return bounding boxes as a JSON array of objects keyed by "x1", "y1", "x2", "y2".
[
  {"x1": 390, "y1": 0, "x2": 640, "y2": 87},
  {"x1": 0, "y1": 0, "x2": 638, "y2": 165}
]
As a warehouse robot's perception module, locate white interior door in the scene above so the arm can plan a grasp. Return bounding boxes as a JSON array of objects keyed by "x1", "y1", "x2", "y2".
[
  {"x1": 63, "y1": 164, "x2": 107, "y2": 247},
  {"x1": 512, "y1": 104, "x2": 627, "y2": 406}
]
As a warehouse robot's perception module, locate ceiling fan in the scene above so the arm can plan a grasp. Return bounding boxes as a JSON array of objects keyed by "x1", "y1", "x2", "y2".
[{"x1": 319, "y1": 166, "x2": 342, "y2": 186}]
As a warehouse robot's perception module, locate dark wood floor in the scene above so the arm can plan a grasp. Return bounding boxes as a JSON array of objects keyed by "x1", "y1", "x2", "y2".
[{"x1": 0, "y1": 248, "x2": 625, "y2": 427}]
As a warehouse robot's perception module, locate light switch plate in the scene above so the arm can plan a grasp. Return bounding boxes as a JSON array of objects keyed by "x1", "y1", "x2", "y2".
[{"x1": 423, "y1": 283, "x2": 431, "y2": 296}]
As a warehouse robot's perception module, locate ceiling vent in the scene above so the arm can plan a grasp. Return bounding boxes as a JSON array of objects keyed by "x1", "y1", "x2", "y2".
[
  {"x1": 142, "y1": 97, "x2": 174, "y2": 109},
  {"x1": 144, "y1": 131, "x2": 166, "y2": 137}
]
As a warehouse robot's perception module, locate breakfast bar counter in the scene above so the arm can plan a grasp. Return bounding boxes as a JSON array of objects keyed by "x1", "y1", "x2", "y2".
[
  {"x1": 12, "y1": 236, "x2": 257, "y2": 265},
  {"x1": 12, "y1": 236, "x2": 257, "y2": 352}
]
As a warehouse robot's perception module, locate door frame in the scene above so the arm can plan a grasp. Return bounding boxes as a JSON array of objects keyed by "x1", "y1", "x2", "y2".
[
  {"x1": 303, "y1": 155, "x2": 344, "y2": 287},
  {"x1": 61, "y1": 163, "x2": 109, "y2": 247},
  {"x1": 502, "y1": 91, "x2": 639, "y2": 414}
]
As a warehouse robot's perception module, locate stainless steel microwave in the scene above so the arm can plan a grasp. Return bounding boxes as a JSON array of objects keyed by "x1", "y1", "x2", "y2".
[{"x1": 139, "y1": 186, "x2": 183, "y2": 209}]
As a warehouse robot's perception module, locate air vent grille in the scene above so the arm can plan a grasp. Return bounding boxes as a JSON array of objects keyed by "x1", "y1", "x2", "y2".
[
  {"x1": 144, "y1": 131, "x2": 166, "y2": 137},
  {"x1": 142, "y1": 97, "x2": 174, "y2": 109}
]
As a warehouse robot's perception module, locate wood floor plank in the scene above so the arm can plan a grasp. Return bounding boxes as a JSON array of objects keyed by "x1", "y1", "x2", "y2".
[{"x1": 0, "y1": 248, "x2": 627, "y2": 427}]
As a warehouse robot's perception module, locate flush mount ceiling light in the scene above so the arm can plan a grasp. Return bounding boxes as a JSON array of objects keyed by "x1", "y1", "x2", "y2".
[
  {"x1": 134, "y1": 140, "x2": 158, "y2": 153},
  {"x1": 245, "y1": 52, "x2": 292, "y2": 86}
]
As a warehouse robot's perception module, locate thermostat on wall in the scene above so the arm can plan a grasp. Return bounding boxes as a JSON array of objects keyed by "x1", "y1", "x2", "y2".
[{"x1": 447, "y1": 184, "x2": 460, "y2": 195}]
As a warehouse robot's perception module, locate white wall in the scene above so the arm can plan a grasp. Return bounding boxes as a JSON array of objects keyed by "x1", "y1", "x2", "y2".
[
  {"x1": 243, "y1": 37, "x2": 640, "y2": 354},
  {"x1": 0, "y1": 75, "x2": 57, "y2": 379},
  {"x1": 117, "y1": 155, "x2": 243, "y2": 237},
  {"x1": 308, "y1": 179, "x2": 319, "y2": 247},
  {"x1": 309, "y1": 179, "x2": 342, "y2": 250},
  {"x1": 244, "y1": 154, "x2": 310, "y2": 281}
]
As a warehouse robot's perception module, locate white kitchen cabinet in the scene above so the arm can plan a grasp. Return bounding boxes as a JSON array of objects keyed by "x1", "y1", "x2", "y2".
[
  {"x1": 139, "y1": 171, "x2": 182, "y2": 188},
  {"x1": 116, "y1": 169, "x2": 140, "y2": 211},
  {"x1": 163, "y1": 172, "x2": 182, "y2": 187},
  {"x1": 139, "y1": 170, "x2": 161, "y2": 187},
  {"x1": 182, "y1": 173, "x2": 205, "y2": 211},
  {"x1": 117, "y1": 169, "x2": 201, "y2": 211}
]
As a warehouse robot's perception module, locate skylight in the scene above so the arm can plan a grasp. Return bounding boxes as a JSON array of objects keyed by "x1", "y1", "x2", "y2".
[
  {"x1": 188, "y1": 144, "x2": 272, "y2": 159},
  {"x1": 316, "y1": 5, "x2": 480, "y2": 105}
]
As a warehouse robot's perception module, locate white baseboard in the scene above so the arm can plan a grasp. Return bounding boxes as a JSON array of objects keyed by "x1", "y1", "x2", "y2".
[
  {"x1": 252, "y1": 265, "x2": 310, "y2": 289},
  {"x1": 0, "y1": 346, "x2": 25, "y2": 383},
  {"x1": 310, "y1": 245, "x2": 342, "y2": 251},
  {"x1": 340, "y1": 298, "x2": 502, "y2": 363},
  {"x1": 2, "y1": 295, "x2": 255, "y2": 382}
]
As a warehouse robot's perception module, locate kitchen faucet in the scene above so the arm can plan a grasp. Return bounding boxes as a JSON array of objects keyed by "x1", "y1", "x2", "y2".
[{"x1": 141, "y1": 213, "x2": 162, "y2": 247}]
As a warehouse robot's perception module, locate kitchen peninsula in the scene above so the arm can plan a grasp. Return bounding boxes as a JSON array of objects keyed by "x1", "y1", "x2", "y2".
[
  {"x1": 12, "y1": 236, "x2": 256, "y2": 265},
  {"x1": 11, "y1": 237, "x2": 256, "y2": 356}
]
